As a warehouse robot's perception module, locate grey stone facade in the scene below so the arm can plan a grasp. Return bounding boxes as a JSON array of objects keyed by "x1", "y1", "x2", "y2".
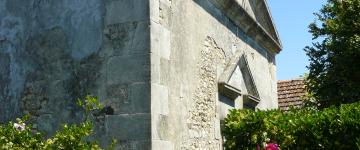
[{"x1": 0, "y1": 0, "x2": 281, "y2": 149}]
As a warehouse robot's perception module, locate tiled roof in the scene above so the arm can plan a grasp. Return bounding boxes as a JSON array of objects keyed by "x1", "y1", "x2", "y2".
[{"x1": 277, "y1": 78, "x2": 305, "y2": 111}]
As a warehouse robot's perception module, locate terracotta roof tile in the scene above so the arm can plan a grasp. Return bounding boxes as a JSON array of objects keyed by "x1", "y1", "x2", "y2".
[{"x1": 277, "y1": 78, "x2": 305, "y2": 111}]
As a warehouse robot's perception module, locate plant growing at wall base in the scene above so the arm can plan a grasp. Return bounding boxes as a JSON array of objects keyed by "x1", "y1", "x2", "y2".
[{"x1": 0, "y1": 95, "x2": 115, "y2": 150}]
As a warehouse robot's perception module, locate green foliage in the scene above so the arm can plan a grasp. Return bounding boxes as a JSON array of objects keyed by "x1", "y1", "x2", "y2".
[
  {"x1": 0, "y1": 96, "x2": 114, "y2": 150},
  {"x1": 304, "y1": 0, "x2": 360, "y2": 108},
  {"x1": 43, "y1": 122, "x2": 100, "y2": 150},
  {"x1": 0, "y1": 117, "x2": 43, "y2": 149},
  {"x1": 222, "y1": 101, "x2": 360, "y2": 149},
  {"x1": 77, "y1": 95, "x2": 104, "y2": 121}
]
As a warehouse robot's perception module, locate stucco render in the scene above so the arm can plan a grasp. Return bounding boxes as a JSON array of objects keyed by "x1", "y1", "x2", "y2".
[{"x1": 0, "y1": 0, "x2": 280, "y2": 149}]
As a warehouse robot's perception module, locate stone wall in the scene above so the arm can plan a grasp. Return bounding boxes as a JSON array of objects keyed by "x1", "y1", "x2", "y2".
[
  {"x1": 0, "y1": 0, "x2": 151, "y2": 149},
  {"x1": 149, "y1": 0, "x2": 278, "y2": 149},
  {"x1": 0, "y1": 0, "x2": 279, "y2": 149}
]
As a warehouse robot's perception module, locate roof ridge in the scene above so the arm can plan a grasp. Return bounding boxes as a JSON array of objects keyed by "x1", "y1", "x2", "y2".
[{"x1": 277, "y1": 78, "x2": 304, "y2": 83}]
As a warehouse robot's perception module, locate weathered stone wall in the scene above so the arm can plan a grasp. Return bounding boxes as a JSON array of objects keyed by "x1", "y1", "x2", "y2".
[
  {"x1": 0, "y1": 0, "x2": 151, "y2": 149},
  {"x1": 1, "y1": 0, "x2": 279, "y2": 149},
  {"x1": 149, "y1": 0, "x2": 278, "y2": 149}
]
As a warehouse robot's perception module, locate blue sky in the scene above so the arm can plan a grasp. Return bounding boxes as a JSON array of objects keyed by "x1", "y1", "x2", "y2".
[{"x1": 267, "y1": 0, "x2": 326, "y2": 80}]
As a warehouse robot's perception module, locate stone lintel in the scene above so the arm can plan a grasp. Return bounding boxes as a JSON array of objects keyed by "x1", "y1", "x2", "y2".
[{"x1": 209, "y1": 0, "x2": 282, "y2": 53}]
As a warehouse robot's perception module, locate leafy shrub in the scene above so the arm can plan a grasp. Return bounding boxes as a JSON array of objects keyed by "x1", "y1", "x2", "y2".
[
  {"x1": 222, "y1": 101, "x2": 360, "y2": 149},
  {"x1": 0, "y1": 117, "x2": 43, "y2": 149},
  {"x1": 0, "y1": 96, "x2": 115, "y2": 150}
]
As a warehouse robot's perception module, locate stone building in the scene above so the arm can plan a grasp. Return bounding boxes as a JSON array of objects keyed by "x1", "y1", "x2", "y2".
[{"x1": 0, "y1": 0, "x2": 281, "y2": 149}]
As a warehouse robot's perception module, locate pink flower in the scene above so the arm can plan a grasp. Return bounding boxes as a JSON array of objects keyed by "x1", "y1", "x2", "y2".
[{"x1": 265, "y1": 143, "x2": 279, "y2": 150}]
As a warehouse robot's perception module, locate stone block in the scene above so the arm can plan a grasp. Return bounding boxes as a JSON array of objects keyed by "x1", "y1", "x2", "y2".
[
  {"x1": 214, "y1": 116, "x2": 221, "y2": 140},
  {"x1": 130, "y1": 21, "x2": 150, "y2": 52},
  {"x1": 151, "y1": 114, "x2": 169, "y2": 140},
  {"x1": 152, "y1": 140, "x2": 174, "y2": 150},
  {"x1": 0, "y1": 53, "x2": 10, "y2": 104},
  {"x1": 105, "y1": 83, "x2": 131, "y2": 113},
  {"x1": 69, "y1": 7, "x2": 103, "y2": 60},
  {"x1": 106, "y1": 84, "x2": 129, "y2": 103},
  {"x1": 150, "y1": 0, "x2": 160, "y2": 23},
  {"x1": 159, "y1": 0, "x2": 172, "y2": 28},
  {"x1": 151, "y1": 83, "x2": 169, "y2": 115},
  {"x1": 105, "y1": 114, "x2": 151, "y2": 140},
  {"x1": 36, "y1": 114, "x2": 56, "y2": 135},
  {"x1": 116, "y1": 140, "x2": 151, "y2": 150},
  {"x1": 102, "y1": 21, "x2": 150, "y2": 57},
  {"x1": 0, "y1": 52, "x2": 10, "y2": 76},
  {"x1": 104, "y1": 22, "x2": 137, "y2": 55},
  {"x1": 106, "y1": 55, "x2": 150, "y2": 84},
  {"x1": 160, "y1": 58, "x2": 170, "y2": 85},
  {"x1": 105, "y1": 0, "x2": 149, "y2": 25},
  {"x1": 105, "y1": 82, "x2": 150, "y2": 114},
  {"x1": 129, "y1": 82, "x2": 151, "y2": 113},
  {"x1": 150, "y1": 22, "x2": 171, "y2": 60},
  {"x1": 159, "y1": 28, "x2": 171, "y2": 60},
  {"x1": 150, "y1": 22, "x2": 160, "y2": 55},
  {"x1": 159, "y1": 0, "x2": 172, "y2": 7},
  {"x1": 150, "y1": 54, "x2": 161, "y2": 84}
]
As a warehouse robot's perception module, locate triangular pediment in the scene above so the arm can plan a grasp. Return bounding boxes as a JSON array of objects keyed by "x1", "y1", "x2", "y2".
[
  {"x1": 218, "y1": 53, "x2": 260, "y2": 109},
  {"x1": 206, "y1": 0, "x2": 282, "y2": 53},
  {"x1": 237, "y1": 0, "x2": 281, "y2": 50},
  {"x1": 247, "y1": 0, "x2": 280, "y2": 45},
  {"x1": 226, "y1": 55, "x2": 260, "y2": 98}
]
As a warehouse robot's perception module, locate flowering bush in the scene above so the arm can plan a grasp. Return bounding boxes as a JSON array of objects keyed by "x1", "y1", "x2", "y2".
[
  {"x1": 0, "y1": 117, "x2": 43, "y2": 149},
  {"x1": 222, "y1": 101, "x2": 360, "y2": 149},
  {"x1": 0, "y1": 96, "x2": 115, "y2": 150}
]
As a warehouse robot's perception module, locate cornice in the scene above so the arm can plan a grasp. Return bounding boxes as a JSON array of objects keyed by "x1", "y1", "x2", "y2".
[{"x1": 209, "y1": 0, "x2": 282, "y2": 53}]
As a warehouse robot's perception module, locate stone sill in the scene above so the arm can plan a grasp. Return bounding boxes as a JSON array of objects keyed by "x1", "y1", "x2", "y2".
[
  {"x1": 218, "y1": 82, "x2": 242, "y2": 100},
  {"x1": 243, "y1": 94, "x2": 260, "y2": 109}
]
